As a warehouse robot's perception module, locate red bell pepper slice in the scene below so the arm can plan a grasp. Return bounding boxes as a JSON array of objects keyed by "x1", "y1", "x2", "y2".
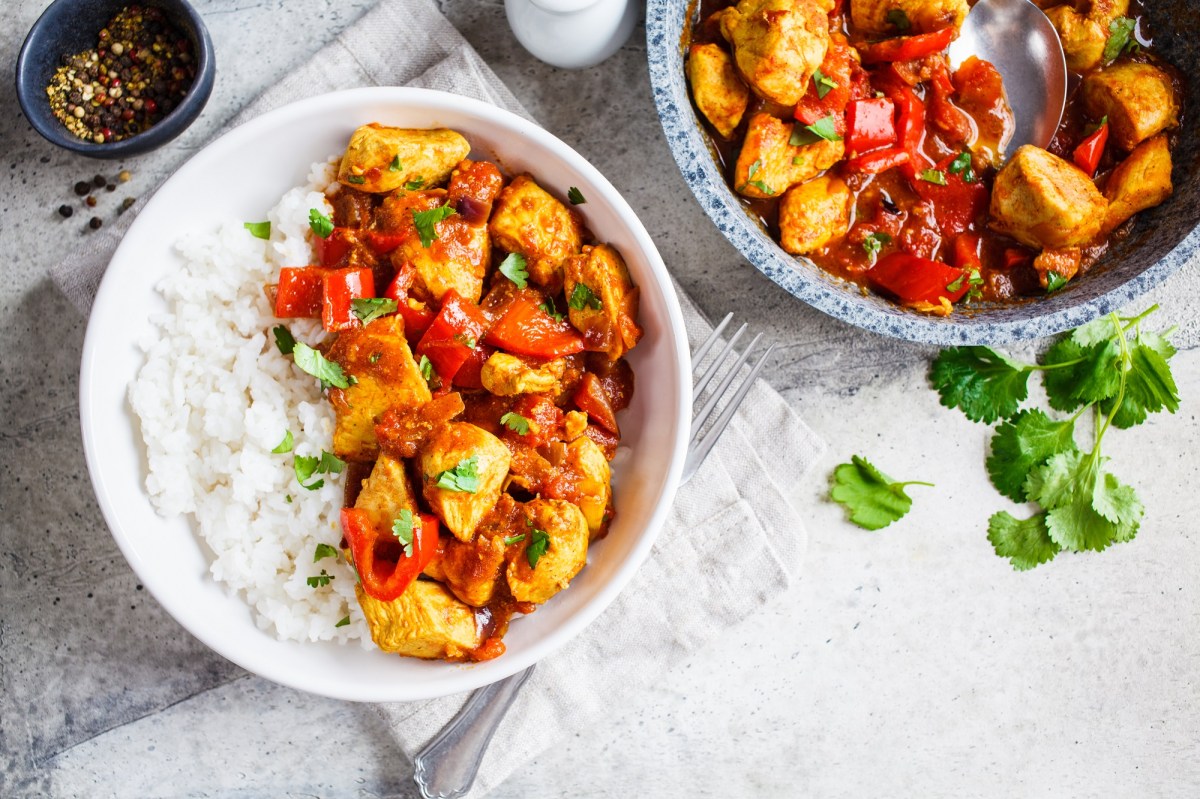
[
  {"x1": 453, "y1": 343, "x2": 494, "y2": 390},
  {"x1": 573, "y1": 372, "x2": 619, "y2": 435},
  {"x1": 275, "y1": 267, "x2": 324, "y2": 318},
  {"x1": 868, "y1": 253, "x2": 969, "y2": 305},
  {"x1": 873, "y1": 68, "x2": 931, "y2": 180},
  {"x1": 340, "y1": 507, "x2": 439, "y2": 602},
  {"x1": 860, "y1": 27, "x2": 956, "y2": 64},
  {"x1": 846, "y1": 97, "x2": 897, "y2": 155},
  {"x1": 911, "y1": 156, "x2": 988, "y2": 237},
  {"x1": 415, "y1": 289, "x2": 490, "y2": 382},
  {"x1": 312, "y1": 227, "x2": 355, "y2": 267},
  {"x1": 484, "y1": 296, "x2": 585, "y2": 359},
  {"x1": 321, "y1": 267, "x2": 375, "y2": 332},
  {"x1": 845, "y1": 147, "x2": 910, "y2": 174},
  {"x1": 382, "y1": 266, "x2": 435, "y2": 342},
  {"x1": 1073, "y1": 121, "x2": 1109, "y2": 177},
  {"x1": 793, "y1": 37, "x2": 859, "y2": 133},
  {"x1": 954, "y1": 232, "x2": 983, "y2": 271},
  {"x1": 366, "y1": 230, "x2": 406, "y2": 255}
]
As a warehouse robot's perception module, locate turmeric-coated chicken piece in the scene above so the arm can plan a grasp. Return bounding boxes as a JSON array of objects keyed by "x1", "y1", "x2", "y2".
[
  {"x1": 1081, "y1": 61, "x2": 1179, "y2": 151},
  {"x1": 337, "y1": 124, "x2": 470, "y2": 194},
  {"x1": 328, "y1": 315, "x2": 433, "y2": 461},
  {"x1": 354, "y1": 453, "x2": 417, "y2": 531},
  {"x1": 506, "y1": 499, "x2": 590, "y2": 604},
  {"x1": 1043, "y1": 0, "x2": 1129, "y2": 72},
  {"x1": 687, "y1": 43, "x2": 751, "y2": 139},
  {"x1": 988, "y1": 145, "x2": 1107, "y2": 250},
  {"x1": 375, "y1": 160, "x2": 503, "y2": 304},
  {"x1": 733, "y1": 113, "x2": 844, "y2": 199},
  {"x1": 719, "y1": 0, "x2": 829, "y2": 107},
  {"x1": 481, "y1": 352, "x2": 566, "y2": 396},
  {"x1": 440, "y1": 495, "x2": 523, "y2": 607},
  {"x1": 488, "y1": 175, "x2": 583, "y2": 291},
  {"x1": 420, "y1": 422, "x2": 511, "y2": 542},
  {"x1": 1103, "y1": 133, "x2": 1173, "y2": 234},
  {"x1": 357, "y1": 579, "x2": 481, "y2": 659},
  {"x1": 563, "y1": 244, "x2": 643, "y2": 361},
  {"x1": 778, "y1": 175, "x2": 853, "y2": 255},
  {"x1": 850, "y1": 0, "x2": 969, "y2": 36},
  {"x1": 562, "y1": 436, "x2": 612, "y2": 540}
]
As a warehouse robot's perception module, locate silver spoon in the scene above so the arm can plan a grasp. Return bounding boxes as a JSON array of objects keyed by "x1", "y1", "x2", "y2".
[{"x1": 948, "y1": 0, "x2": 1067, "y2": 153}]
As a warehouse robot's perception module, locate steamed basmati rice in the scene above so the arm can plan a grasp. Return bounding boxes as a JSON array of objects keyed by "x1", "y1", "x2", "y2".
[{"x1": 129, "y1": 159, "x2": 372, "y2": 645}]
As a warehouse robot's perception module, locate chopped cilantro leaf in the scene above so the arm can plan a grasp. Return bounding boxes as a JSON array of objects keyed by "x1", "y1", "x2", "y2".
[
  {"x1": 392, "y1": 509, "x2": 417, "y2": 558},
  {"x1": 504, "y1": 533, "x2": 527, "y2": 546},
  {"x1": 790, "y1": 115, "x2": 841, "y2": 145},
  {"x1": 829, "y1": 455, "x2": 932, "y2": 531},
  {"x1": 1103, "y1": 17, "x2": 1137, "y2": 63},
  {"x1": 346, "y1": 175, "x2": 366, "y2": 185},
  {"x1": 405, "y1": 177, "x2": 426, "y2": 191},
  {"x1": 948, "y1": 152, "x2": 976, "y2": 183},
  {"x1": 567, "y1": 186, "x2": 586, "y2": 205},
  {"x1": 244, "y1": 221, "x2": 271, "y2": 239},
  {"x1": 412, "y1": 205, "x2": 457, "y2": 247},
  {"x1": 273, "y1": 325, "x2": 296, "y2": 355},
  {"x1": 499, "y1": 252, "x2": 529, "y2": 288},
  {"x1": 435, "y1": 456, "x2": 481, "y2": 493},
  {"x1": 419, "y1": 354, "x2": 434, "y2": 383},
  {"x1": 389, "y1": 155, "x2": 402, "y2": 172},
  {"x1": 271, "y1": 430, "x2": 294, "y2": 454},
  {"x1": 945, "y1": 273, "x2": 967, "y2": 293},
  {"x1": 813, "y1": 68, "x2": 838, "y2": 99},
  {"x1": 351, "y1": 297, "x2": 398, "y2": 325},
  {"x1": 568, "y1": 282, "x2": 602, "y2": 311},
  {"x1": 335, "y1": 615, "x2": 351, "y2": 628},
  {"x1": 920, "y1": 169, "x2": 948, "y2": 185},
  {"x1": 500, "y1": 412, "x2": 531, "y2": 435},
  {"x1": 306, "y1": 569, "x2": 334, "y2": 588},
  {"x1": 539, "y1": 298, "x2": 564, "y2": 322},
  {"x1": 293, "y1": 342, "x2": 350, "y2": 389},
  {"x1": 314, "y1": 543, "x2": 339, "y2": 562},
  {"x1": 308, "y1": 208, "x2": 333, "y2": 239},
  {"x1": 862, "y1": 232, "x2": 891, "y2": 259},
  {"x1": 987, "y1": 512, "x2": 1060, "y2": 571},
  {"x1": 527, "y1": 528, "x2": 550, "y2": 568},
  {"x1": 1046, "y1": 271, "x2": 1068, "y2": 293},
  {"x1": 319, "y1": 451, "x2": 345, "y2": 475}
]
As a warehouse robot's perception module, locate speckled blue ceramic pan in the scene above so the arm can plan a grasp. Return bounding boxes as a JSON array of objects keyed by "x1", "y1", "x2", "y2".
[{"x1": 646, "y1": 0, "x2": 1200, "y2": 345}]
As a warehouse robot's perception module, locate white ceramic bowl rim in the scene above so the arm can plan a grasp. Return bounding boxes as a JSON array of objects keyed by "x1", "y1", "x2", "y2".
[{"x1": 80, "y1": 87, "x2": 691, "y2": 702}]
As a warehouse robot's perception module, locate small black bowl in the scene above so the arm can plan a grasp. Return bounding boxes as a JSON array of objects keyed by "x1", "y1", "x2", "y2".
[{"x1": 15, "y1": 0, "x2": 215, "y2": 159}]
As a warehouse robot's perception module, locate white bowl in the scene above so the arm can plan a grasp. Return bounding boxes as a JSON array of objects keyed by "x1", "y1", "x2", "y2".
[{"x1": 80, "y1": 87, "x2": 691, "y2": 702}]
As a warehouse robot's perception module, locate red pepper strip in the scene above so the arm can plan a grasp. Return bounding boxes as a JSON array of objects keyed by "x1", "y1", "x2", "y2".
[
  {"x1": 322, "y1": 267, "x2": 375, "y2": 332},
  {"x1": 340, "y1": 508, "x2": 439, "y2": 602},
  {"x1": 927, "y1": 59, "x2": 973, "y2": 145},
  {"x1": 484, "y1": 296, "x2": 586, "y2": 359},
  {"x1": 860, "y1": 27, "x2": 956, "y2": 64},
  {"x1": 313, "y1": 227, "x2": 354, "y2": 267},
  {"x1": 383, "y1": 263, "x2": 417, "y2": 301},
  {"x1": 365, "y1": 230, "x2": 406, "y2": 255},
  {"x1": 415, "y1": 289, "x2": 490, "y2": 382},
  {"x1": 873, "y1": 68, "x2": 931, "y2": 180},
  {"x1": 954, "y1": 232, "x2": 983, "y2": 271},
  {"x1": 868, "y1": 253, "x2": 969, "y2": 305},
  {"x1": 844, "y1": 147, "x2": 910, "y2": 174},
  {"x1": 794, "y1": 37, "x2": 858, "y2": 133},
  {"x1": 382, "y1": 265, "x2": 434, "y2": 343},
  {"x1": 846, "y1": 97, "x2": 897, "y2": 155},
  {"x1": 275, "y1": 266, "x2": 324, "y2": 318},
  {"x1": 911, "y1": 155, "x2": 988, "y2": 237},
  {"x1": 1073, "y1": 121, "x2": 1109, "y2": 177},
  {"x1": 452, "y1": 343, "x2": 494, "y2": 390},
  {"x1": 573, "y1": 372, "x2": 620, "y2": 435}
]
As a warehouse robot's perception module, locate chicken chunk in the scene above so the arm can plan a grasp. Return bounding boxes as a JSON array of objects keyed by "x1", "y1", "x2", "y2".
[
  {"x1": 1032, "y1": 247, "x2": 1082, "y2": 290},
  {"x1": 1081, "y1": 62, "x2": 1179, "y2": 151},
  {"x1": 688, "y1": 44, "x2": 751, "y2": 139},
  {"x1": 488, "y1": 175, "x2": 583, "y2": 290},
  {"x1": 563, "y1": 244, "x2": 644, "y2": 361},
  {"x1": 720, "y1": 0, "x2": 829, "y2": 107},
  {"x1": 1103, "y1": 133, "x2": 1173, "y2": 233},
  {"x1": 988, "y1": 145, "x2": 1107, "y2": 250},
  {"x1": 337, "y1": 125, "x2": 470, "y2": 193},
  {"x1": 506, "y1": 499, "x2": 590, "y2": 604},
  {"x1": 440, "y1": 495, "x2": 523, "y2": 606},
  {"x1": 357, "y1": 579, "x2": 481, "y2": 659},
  {"x1": 851, "y1": 0, "x2": 969, "y2": 36},
  {"x1": 481, "y1": 352, "x2": 566, "y2": 396},
  {"x1": 563, "y1": 437, "x2": 612, "y2": 540},
  {"x1": 328, "y1": 315, "x2": 433, "y2": 461},
  {"x1": 420, "y1": 422, "x2": 511, "y2": 542},
  {"x1": 354, "y1": 453, "x2": 416, "y2": 530},
  {"x1": 733, "y1": 113, "x2": 844, "y2": 199},
  {"x1": 778, "y1": 175, "x2": 853, "y2": 255},
  {"x1": 1043, "y1": 5, "x2": 1107, "y2": 72}
]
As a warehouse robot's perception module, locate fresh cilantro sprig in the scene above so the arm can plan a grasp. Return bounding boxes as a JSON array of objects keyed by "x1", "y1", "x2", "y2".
[
  {"x1": 292, "y1": 342, "x2": 350, "y2": 390},
  {"x1": 435, "y1": 456, "x2": 482, "y2": 493},
  {"x1": 352, "y1": 297, "x2": 398, "y2": 325},
  {"x1": 308, "y1": 208, "x2": 333, "y2": 239},
  {"x1": 830, "y1": 455, "x2": 933, "y2": 530},
  {"x1": 1103, "y1": 17, "x2": 1138, "y2": 63},
  {"x1": 500, "y1": 412, "x2": 531, "y2": 435},
  {"x1": 307, "y1": 569, "x2": 334, "y2": 588},
  {"x1": 499, "y1": 252, "x2": 529, "y2": 288},
  {"x1": 413, "y1": 205, "x2": 457, "y2": 247},
  {"x1": 931, "y1": 307, "x2": 1178, "y2": 570},
  {"x1": 568, "y1": 283, "x2": 602, "y2": 311},
  {"x1": 813, "y1": 68, "x2": 838, "y2": 99},
  {"x1": 526, "y1": 528, "x2": 551, "y2": 568},
  {"x1": 790, "y1": 115, "x2": 841, "y2": 146},
  {"x1": 392, "y1": 509, "x2": 419, "y2": 558},
  {"x1": 294, "y1": 449, "x2": 345, "y2": 491}
]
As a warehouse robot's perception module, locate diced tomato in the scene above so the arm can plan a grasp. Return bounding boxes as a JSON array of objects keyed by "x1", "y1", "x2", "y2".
[
  {"x1": 867, "y1": 252, "x2": 969, "y2": 305},
  {"x1": 1073, "y1": 121, "x2": 1109, "y2": 177},
  {"x1": 321, "y1": 267, "x2": 374, "y2": 332},
  {"x1": 453, "y1": 343, "x2": 494, "y2": 390},
  {"x1": 846, "y1": 97, "x2": 897, "y2": 155},
  {"x1": 312, "y1": 227, "x2": 354, "y2": 266},
  {"x1": 365, "y1": 230, "x2": 406, "y2": 255},
  {"x1": 927, "y1": 59, "x2": 973, "y2": 145},
  {"x1": 911, "y1": 156, "x2": 988, "y2": 237},
  {"x1": 954, "y1": 233, "x2": 983, "y2": 271},
  {"x1": 275, "y1": 266, "x2": 324, "y2": 318},
  {"x1": 415, "y1": 289, "x2": 490, "y2": 382},
  {"x1": 340, "y1": 508, "x2": 439, "y2": 602},
  {"x1": 485, "y1": 297, "x2": 586, "y2": 359},
  {"x1": 845, "y1": 147, "x2": 910, "y2": 174},
  {"x1": 860, "y1": 27, "x2": 956, "y2": 64},
  {"x1": 573, "y1": 372, "x2": 619, "y2": 435},
  {"x1": 793, "y1": 36, "x2": 860, "y2": 134},
  {"x1": 509, "y1": 394, "x2": 563, "y2": 448}
]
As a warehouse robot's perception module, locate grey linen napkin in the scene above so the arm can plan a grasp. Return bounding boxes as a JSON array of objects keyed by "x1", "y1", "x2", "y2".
[{"x1": 49, "y1": 0, "x2": 826, "y2": 795}]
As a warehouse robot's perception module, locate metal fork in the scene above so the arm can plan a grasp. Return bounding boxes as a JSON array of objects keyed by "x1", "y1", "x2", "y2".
[{"x1": 413, "y1": 313, "x2": 774, "y2": 799}]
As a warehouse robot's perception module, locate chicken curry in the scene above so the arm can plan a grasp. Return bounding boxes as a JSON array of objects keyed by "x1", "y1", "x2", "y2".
[
  {"x1": 274, "y1": 124, "x2": 642, "y2": 661},
  {"x1": 686, "y1": 0, "x2": 1180, "y2": 314}
]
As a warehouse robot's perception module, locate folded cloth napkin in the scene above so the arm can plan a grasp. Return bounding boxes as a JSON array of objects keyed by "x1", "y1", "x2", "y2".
[{"x1": 49, "y1": 0, "x2": 825, "y2": 795}]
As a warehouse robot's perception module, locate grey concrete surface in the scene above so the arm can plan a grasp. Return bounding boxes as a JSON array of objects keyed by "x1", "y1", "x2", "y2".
[{"x1": 2, "y1": 1, "x2": 1198, "y2": 797}]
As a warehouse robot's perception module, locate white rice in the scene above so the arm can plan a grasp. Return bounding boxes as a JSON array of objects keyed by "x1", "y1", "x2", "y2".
[{"x1": 129, "y1": 159, "x2": 372, "y2": 646}]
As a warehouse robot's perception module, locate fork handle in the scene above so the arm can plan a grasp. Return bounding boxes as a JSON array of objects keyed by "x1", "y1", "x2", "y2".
[{"x1": 412, "y1": 665, "x2": 535, "y2": 799}]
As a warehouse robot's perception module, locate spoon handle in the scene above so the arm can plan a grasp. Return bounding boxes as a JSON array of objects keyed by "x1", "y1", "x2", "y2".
[{"x1": 412, "y1": 665, "x2": 535, "y2": 799}]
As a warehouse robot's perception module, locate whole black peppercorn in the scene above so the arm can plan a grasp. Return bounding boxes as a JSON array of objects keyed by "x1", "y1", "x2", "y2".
[
  {"x1": 74, "y1": 181, "x2": 91, "y2": 196},
  {"x1": 93, "y1": 174, "x2": 107, "y2": 187},
  {"x1": 58, "y1": 204, "x2": 74, "y2": 218},
  {"x1": 89, "y1": 217, "x2": 103, "y2": 230}
]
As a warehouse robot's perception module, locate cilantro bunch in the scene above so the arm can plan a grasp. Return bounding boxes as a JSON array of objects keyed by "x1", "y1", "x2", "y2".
[{"x1": 931, "y1": 307, "x2": 1179, "y2": 570}]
